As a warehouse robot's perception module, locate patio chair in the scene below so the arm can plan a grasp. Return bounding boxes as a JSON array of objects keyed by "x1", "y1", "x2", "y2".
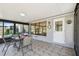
[
  {"x1": 23, "y1": 36, "x2": 32, "y2": 49},
  {"x1": 2, "y1": 36, "x2": 14, "y2": 56},
  {"x1": 2, "y1": 34, "x2": 33, "y2": 56},
  {"x1": 2, "y1": 34, "x2": 20, "y2": 56},
  {"x1": 20, "y1": 36, "x2": 33, "y2": 55}
]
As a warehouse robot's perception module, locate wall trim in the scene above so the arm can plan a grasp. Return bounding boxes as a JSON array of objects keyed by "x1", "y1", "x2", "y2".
[{"x1": 31, "y1": 11, "x2": 74, "y2": 22}]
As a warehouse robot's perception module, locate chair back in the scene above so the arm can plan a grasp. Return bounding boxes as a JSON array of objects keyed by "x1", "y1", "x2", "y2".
[
  {"x1": 23, "y1": 36, "x2": 32, "y2": 47},
  {"x1": 2, "y1": 35, "x2": 13, "y2": 44}
]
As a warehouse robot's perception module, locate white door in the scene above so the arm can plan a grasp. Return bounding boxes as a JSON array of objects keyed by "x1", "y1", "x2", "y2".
[{"x1": 53, "y1": 18, "x2": 65, "y2": 44}]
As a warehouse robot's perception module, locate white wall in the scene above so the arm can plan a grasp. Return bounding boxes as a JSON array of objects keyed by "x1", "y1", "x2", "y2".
[
  {"x1": 32, "y1": 12, "x2": 74, "y2": 48},
  {"x1": 64, "y1": 15, "x2": 74, "y2": 48},
  {"x1": 52, "y1": 14, "x2": 74, "y2": 48}
]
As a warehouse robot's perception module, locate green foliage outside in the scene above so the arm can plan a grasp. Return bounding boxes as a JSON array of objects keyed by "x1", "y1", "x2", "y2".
[{"x1": 4, "y1": 29, "x2": 13, "y2": 35}]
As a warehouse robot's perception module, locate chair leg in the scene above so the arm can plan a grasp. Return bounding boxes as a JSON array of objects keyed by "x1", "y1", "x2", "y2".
[
  {"x1": 20, "y1": 40, "x2": 24, "y2": 56},
  {"x1": 3, "y1": 44, "x2": 10, "y2": 56},
  {"x1": 30, "y1": 44, "x2": 33, "y2": 51},
  {"x1": 13, "y1": 42, "x2": 17, "y2": 48},
  {"x1": 28, "y1": 44, "x2": 33, "y2": 51},
  {"x1": 18, "y1": 41, "x2": 21, "y2": 51},
  {"x1": 2, "y1": 44, "x2": 6, "y2": 52},
  {"x1": 21, "y1": 46, "x2": 24, "y2": 56}
]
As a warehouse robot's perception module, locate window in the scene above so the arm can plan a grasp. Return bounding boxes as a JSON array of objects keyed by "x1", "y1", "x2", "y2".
[
  {"x1": 55, "y1": 21, "x2": 62, "y2": 31},
  {"x1": 0, "y1": 20, "x2": 29, "y2": 40},
  {"x1": 31, "y1": 24, "x2": 35, "y2": 34},
  {"x1": 35, "y1": 23, "x2": 40, "y2": 35},
  {"x1": 31, "y1": 21, "x2": 47, "y2": 36},
  {"x1": 23, "y1": 25, "x2": 28, "y2": 33},
  {"x1": 16, "y1": 24, "x2": 23, "y2": 34},
  {"x1": 40, "y1": 21, "x2": 46, "y2": 36},
  {"x1": 4, "y1": 22, "x2": 14, "y2": 37},
  {"x1": 39, "y1": 26, "x2": 42, "y2": 35}
]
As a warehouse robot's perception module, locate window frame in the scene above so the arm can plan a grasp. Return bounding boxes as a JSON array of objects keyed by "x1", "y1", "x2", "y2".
[
  {"x1": 0, "y1": 19, "x2": 29, "y2": 38},
  {"x1": 31, "y1": 21, "x2": 47, "y2": 36}
]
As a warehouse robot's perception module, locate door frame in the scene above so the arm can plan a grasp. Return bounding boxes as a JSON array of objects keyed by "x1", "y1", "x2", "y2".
[{"x1": 53, "y1": 18, "x2": 65, "y2": 44}]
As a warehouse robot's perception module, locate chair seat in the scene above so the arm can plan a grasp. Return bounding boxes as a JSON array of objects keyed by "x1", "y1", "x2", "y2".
[{"x1": 23, "y1": 36, "x2": 32, "y2": 47}]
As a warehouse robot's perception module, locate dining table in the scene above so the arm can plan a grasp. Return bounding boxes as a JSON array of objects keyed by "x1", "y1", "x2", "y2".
[{"x1": 11, "y1": 34, "x2": 28, "y2": 56}]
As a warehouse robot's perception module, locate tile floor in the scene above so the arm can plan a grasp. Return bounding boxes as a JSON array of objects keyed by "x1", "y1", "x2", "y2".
[{"x1": 0, "y1": 40, "x2": 75, "y2": 56}]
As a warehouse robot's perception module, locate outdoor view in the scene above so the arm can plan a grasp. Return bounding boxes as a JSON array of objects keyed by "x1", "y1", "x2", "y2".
[
  {"x1": 24, "y1": 25, "x2": 28, "y2": 33},
  {"x1": 4, "y1": 22, "x2": 14, "y2": 37},
  {"x1": 16, "y1": 24, "x2": 28, "y2": 35},
  {"x1": 16, "y1": 24, "x2": 23, "y2": 34},
  {"x1": 0, "y1": 21, "x2": 29, "y2": 39}
]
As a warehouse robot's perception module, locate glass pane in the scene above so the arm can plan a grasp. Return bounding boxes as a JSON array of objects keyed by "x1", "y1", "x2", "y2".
[
  {"x1": 40, "y1": 21, "x2": 46, "y2": 35},
  {"x1": 42, "y1": 27, "x2": 46, "y2": 36},
  {"x1": 0, "y1": 22, "x2": 3, "y2": 38},
  {"x1": 39, "y1": 26, "x2": 42, "y2": 35},
  {"x1": 55, "y1": 21, "x2": 62, "y2": 31},
  {"x1": 4, "y1": 22, "x2": 14, "y2": 37},
  {"x1": 31, "y1": 25, "x2": 35, "y2": 34},
  {"x1": 35, "y1": 25, "x2": 39, "y2": 35},
  {"x1": 24, "y1": 25, "x2": 28, "y2": 33},
  {"x1": 16, "y1": 24, "x2": 23, "y2": 34}
]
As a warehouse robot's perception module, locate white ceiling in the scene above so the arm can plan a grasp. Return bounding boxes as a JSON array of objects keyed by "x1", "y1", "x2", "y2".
[{"x1": 0, "y1": 3, "x2": 76, "y2": 22}]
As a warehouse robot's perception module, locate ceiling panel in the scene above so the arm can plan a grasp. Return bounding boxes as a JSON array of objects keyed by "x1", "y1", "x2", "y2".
[{"x1": 0, "y1": 3, "x2": 76, "y2": 22}]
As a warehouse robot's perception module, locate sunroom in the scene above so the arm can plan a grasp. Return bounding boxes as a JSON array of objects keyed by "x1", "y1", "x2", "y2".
[{"x1": 0, "y1": 3, "x2": 76, "y2": 56}]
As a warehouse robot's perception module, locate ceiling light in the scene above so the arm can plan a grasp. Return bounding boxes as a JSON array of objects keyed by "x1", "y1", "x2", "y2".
[{"x1": 20, "y1": 13, "x2": 25, "y2": 16}]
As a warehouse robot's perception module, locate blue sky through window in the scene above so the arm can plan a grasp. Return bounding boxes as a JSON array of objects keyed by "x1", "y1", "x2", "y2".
[{"x1": 4, "y1": 22, "x2": 14, "y2": 26}]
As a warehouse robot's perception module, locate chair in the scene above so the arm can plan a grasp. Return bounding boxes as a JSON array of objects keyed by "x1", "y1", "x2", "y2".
[
  {"x1": 2, "y1": 34, "x2": 33, "y2": 56},
  {"x1": 2, "y1": 34, "x2": 20, "y2": 56},
  {"x1": 2, "y1": 36, "x2": 14, "y2": 56},
  {"x1": 20, "y1": 36, "x2": 33, "y2": 55},
  {"x1": 23, "y1": 36, "x2": 32, "y2": 49}
]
